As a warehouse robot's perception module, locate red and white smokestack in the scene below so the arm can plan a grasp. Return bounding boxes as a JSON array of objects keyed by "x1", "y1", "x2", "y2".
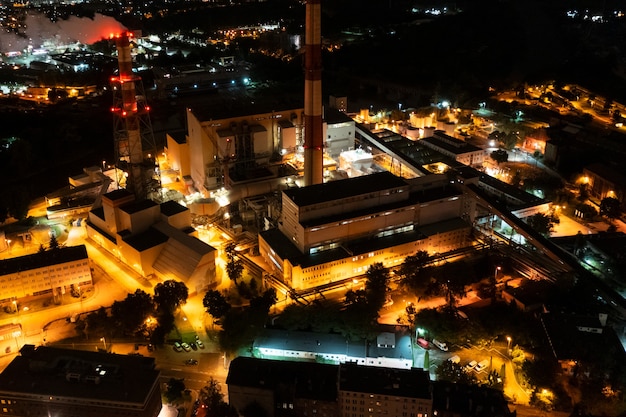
[
  {"x1": 303, "y1": 0, "x2": 323, "y2": 186},
  {"x1": 115, "y1": 33, "x2": 144, "y2": 198}
]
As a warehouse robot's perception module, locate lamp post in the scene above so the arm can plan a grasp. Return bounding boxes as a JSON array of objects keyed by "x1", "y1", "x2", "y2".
[
  {"x1": 100, "y1": 337, "x2": 107, "y2": 351},
  {"x1": 506, "y1": 336, "x2": 512, "y2": 355},
  {"x1": 494, "y1": 266, "x2": 501, "y2": 282}
]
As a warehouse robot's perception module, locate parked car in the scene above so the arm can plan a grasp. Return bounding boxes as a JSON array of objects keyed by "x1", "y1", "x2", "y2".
[
  {"x1": 465, "y1": 360, "x2": 477, "y2": 371},
  {"x1": 173, "y1": 342, "x2": 182, "y2": 352},
  {"x1": 190, "y1": 342, "x2": 198, "y2": 350},
  {"x1": 185, "y1": 359, "x2": 198, "y2": 366},
  {"x1": 448, "y1": 355, "x2": 461, "y2": 364},
  {"x1": 196, "y1": 339, "x2": 204, "y2": 349},
  {"x1": 432, "y1": 339, "x2": 448, "y2": 351},
  {"x1": 416, "y1": 337, "x2": 429, "y2": 349},
  {"x1": 181, "y1": 342, "x2": 191, "y2": 352},
  {"x1": 474, "y1": 359, "x2": 489, "y2": 372}
]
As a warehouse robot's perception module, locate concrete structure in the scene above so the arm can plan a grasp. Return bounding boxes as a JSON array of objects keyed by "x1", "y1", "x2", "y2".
[
  {"x1": 259, "y1": 172, "x2": 473, "y2": 291},
  {"x1": 86, "y1": 189, "x2": 217, "y2": 293},
  {"x1": 186, "y1": 106, "x2": 303, "y2": 193},
  {"x1": 253, "y1": 327, "x2": 414, "y2": 369},
  {"x1": 0, "y1": 245, "x2": 92, "y2": 305},
  {"x1": 324, "y1": 107, "x2": 355, "y2": 159},
  {"x1": 303, "y1": 0, "x2": 324, "y2": 186},
  {"x1": 0, "y1": 345, "x2": 162, "y2": 417}
]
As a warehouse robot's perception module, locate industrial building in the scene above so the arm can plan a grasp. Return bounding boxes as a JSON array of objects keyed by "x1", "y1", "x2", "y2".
[
  {"x1": 259, "y1": 171, "x2": 473, "y2": 291},
  {"x1": 0, "y1": 245, "x2": 92, "y2": 306},
  {"x1": 0, "y1": 345, "x2": 162, "y2": 417},
  {"x1": 86, "y1": 189, "x2": 217, "y2": 293}
]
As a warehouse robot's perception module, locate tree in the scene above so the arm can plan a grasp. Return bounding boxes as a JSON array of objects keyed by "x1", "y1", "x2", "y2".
[
  {"x1": 600, "y1": 197, "x2": 622, "y2": 221},
  {"x1": 490, "y1": 149, "x2": 509, "y2": 165},
  {"x1": 165, "y1": 378, "x2": 186, "y2": 403},
  {"x1": 436, "y1": 359, "x2": 477, "y2": 384},
  {"x1": 225, "y1": 242, "x2": 244, "y2": 284},
  {"x1": 398, "y1": 250, "x2": 430, "y2": 291},
  {"x1": 48, "y1": 233, "x2": 60, "y2": 250},
  {"x1": 526, "y1": 213, "x2": 557, "y2": 236},
  {"x1": 153, "y1": 280, "x2": 188, "y2": 313},
  {"x1": 249, "y1": 288, "x2": 277, "y2": 315},
  {"x1": 203, "y1": 289, "x2": 231, "y2": 320},
  {"x1": 364, "y1": 262, "x2": 390, "y2": 311},
  {"x1": 199, "y1": 377, "x2": 238, "y2": 416},
  {"x1": 111, "y1": 289, "x2": 155, "y2": 336}
]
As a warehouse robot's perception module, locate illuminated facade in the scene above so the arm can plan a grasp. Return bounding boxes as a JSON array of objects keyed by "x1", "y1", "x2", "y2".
[
  {"x1": 0, "y1": 245, "x2": 92, "y2": 305},
  {"x1": 86, "y1": 190, "x2": 217, "y2": 293},
  {"x1": 259, "y1": 172, "x2": 474, "y2": 291}
]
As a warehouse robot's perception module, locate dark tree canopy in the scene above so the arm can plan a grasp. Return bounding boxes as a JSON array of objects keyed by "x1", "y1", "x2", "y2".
[
  {"x1": 153, "y1": 280, "x2": 188, "y2": 313},
  {"x1": 225, "y1": 242, "x2": 244, "y2": 284},
  {"x1": 203, "y1": 289, "x2": 231, "y2": 319},
  {"x1": 600, "y1": 197, "x2": 622, "y2": 220},
  {"x1": 110, "y1": 289, "x2": 155, "y2": 336},
  {"x1": 490, "y1": 149, "x2": 509, "y2": 164}
]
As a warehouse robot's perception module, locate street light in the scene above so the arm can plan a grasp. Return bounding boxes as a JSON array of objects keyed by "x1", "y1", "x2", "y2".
[
  {"x1": 506, "y1": 336, "x2": 512, "y2": 354},
  {"x1": 100, "y1": 337, "x2": 107, "y2": 351},
  {"x1": 494, "y1": 266, "x2": 501, "y2": 282}
]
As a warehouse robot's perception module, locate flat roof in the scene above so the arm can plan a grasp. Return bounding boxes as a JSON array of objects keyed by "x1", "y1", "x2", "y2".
[
  {"x1": 227, "y1": 357, "x2": 338, "y2": 402},
  {"x1": 0, "y1": 345, "x2": 159, "y2": 405},
  {"x1": 339, "y1": 362, "x2": 431, "y2": 399},
  {"x1": 420, "y1": 135, "x2": 483, "y2": 155},
  {"x1": 120, "y1": 199, "x2": 158, "y2": 215},
  {"x1": 283, "y1": 171, "x2": 407, "y2": 207},
  {"x1": 160, "y1": 200, "x2": 188, "y2": 217},
  {"x1": 123, "y1": 227, "x2": 169, "y2": 252},
  {"x1": 0, "y1": 245, "x2": 88, "y2": 275}
]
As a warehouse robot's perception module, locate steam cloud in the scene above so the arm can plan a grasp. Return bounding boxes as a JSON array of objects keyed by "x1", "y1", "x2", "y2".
[{"x1": 0, "y1": 12, "x2": 127, "y2": 52}]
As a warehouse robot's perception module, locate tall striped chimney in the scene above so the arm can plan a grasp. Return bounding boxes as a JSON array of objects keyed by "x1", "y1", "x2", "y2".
[{"x1": 303, "y1": 0, "x2": 324, "y2": 186}]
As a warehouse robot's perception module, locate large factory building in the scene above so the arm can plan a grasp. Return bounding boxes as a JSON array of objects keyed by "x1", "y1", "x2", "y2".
[{"x1": 259, "y1": 171, "x2": 474, "y2": 291}]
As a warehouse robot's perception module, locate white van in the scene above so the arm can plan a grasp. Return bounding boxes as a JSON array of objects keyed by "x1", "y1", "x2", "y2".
[
  {"x1": 433, "y1": 339, "x2": 448, "y2": 351},
  {"x1": 475, "y1": 359, "x2": 489, "y2": 372}
]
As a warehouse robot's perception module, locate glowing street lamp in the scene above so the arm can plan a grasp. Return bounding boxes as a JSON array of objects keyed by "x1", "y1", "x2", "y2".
[
  {"x1": 506, "y1": 336, "x2": 512, "y2": 354},
  {"x1": 100, "y1": 337, "x2": 107, "y2": 350}
]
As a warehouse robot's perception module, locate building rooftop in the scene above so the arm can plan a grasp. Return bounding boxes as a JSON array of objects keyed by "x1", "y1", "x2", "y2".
[
  {"x1": 283, "y1": 171, "x2": 407, "y2": 207},
  {"x1": 0, "y1": 345, "x2": 160, "y2": 405},
  {"x1": 227, "y1": 357, "x2": 338, "y2": 402},
  {"x1": 0, "y1": 245, "x2": 88, "y2": 275},
  {"x1": 339, "y1": 362, "x2": 431, "y2": 399},
  {"x1": 160, "y1": 200, "x2": 189, "y2": 217},
  {"x1": 421, "y1": 133, "x2": 484, "y2": 155},
  {"x1": 253, "y1": 328, "x2": 367, "y2": 358},
  {"x1": 123, "y1": 227, "x2": 169, "y2": 252},
  {"x1": 103, "y1": 189, "x2": 134, "y2": 202},
  {"x1": 432, "y1": 380, "x2": 513, "y2": 417},
  {"x1": 324, "y1": 107, "x2": 354, "y2": 125},
  {"x1": 120, "y1": 199, "x2": 159, "y2": 215}
]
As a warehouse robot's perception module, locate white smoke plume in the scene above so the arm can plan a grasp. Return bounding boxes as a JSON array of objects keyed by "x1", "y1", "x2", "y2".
[{"x1": 0, "y1": 12, "x2": 127, "y2": 53}]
